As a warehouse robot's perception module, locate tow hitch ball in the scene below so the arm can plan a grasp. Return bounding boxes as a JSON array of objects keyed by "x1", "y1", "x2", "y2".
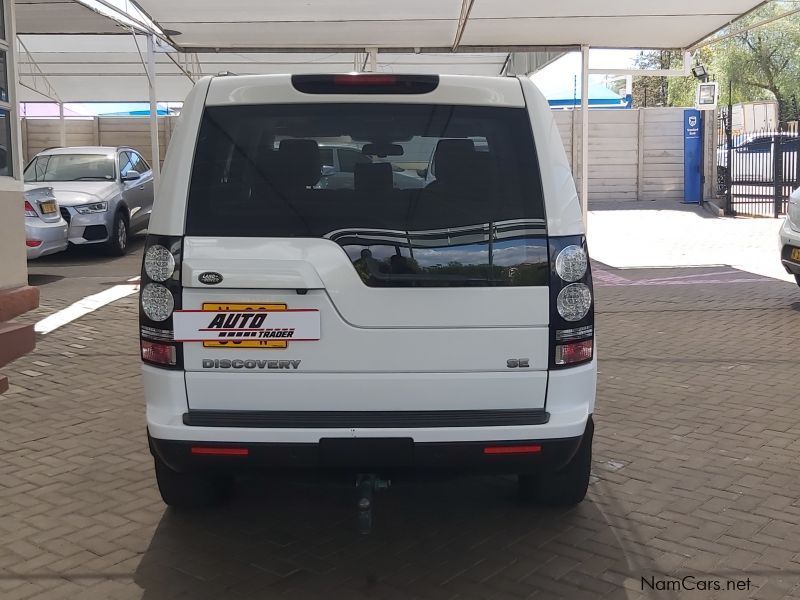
[{"x1": 356, "y1": 474, "x2": 390, "y2": 535}]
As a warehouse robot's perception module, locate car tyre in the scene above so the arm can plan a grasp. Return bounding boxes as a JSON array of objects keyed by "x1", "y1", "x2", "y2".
[
  {"x1": 518, "y1": 417, "x2": 593, "y2": 507},
  {"x1": 105, "y1": 211, "x2": 129, "y2": 256},
  {"x1": 154, "y1": 455, "x2": 234, "y2": 509}
]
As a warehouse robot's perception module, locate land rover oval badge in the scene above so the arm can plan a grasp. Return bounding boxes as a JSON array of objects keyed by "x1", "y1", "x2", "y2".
[{"x1": 198, "y1": 271, "x2": 223, "y2": 285}]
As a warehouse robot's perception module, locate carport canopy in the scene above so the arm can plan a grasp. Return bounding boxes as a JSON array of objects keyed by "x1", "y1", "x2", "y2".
[
  {"x1": 18, "y1": 0, "x2": 769, "y2": 103},
  {"x1": 132, "y1": 0, "x2": 767, "y2": 52},
  {"x1": 15, "y1": 0, "x2": 770, "y2": 210}
]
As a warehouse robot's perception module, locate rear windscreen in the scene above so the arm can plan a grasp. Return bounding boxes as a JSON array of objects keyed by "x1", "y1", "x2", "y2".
[{"x1": 186, "y1": 103, "x2": 548, "y2": 287}]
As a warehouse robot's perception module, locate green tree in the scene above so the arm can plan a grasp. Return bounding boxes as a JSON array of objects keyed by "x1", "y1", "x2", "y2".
[
  {"x1": 633, "y1": 3, "x2": 800, "y2": 119},
  {"x1": 713, "y1": 3, "x2": 800, "y2": 120},
  {"x1": 631, "y1": 50, "x2": 677, "y2": 107}
]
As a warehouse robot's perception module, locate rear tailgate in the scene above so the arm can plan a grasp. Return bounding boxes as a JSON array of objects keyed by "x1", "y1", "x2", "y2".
[
  {"x1": 176, "y1": 89, "x2": 552, "y2": 417},
  {"x1": 180, "y1": 238, "x2": 549, "y2": 412}
]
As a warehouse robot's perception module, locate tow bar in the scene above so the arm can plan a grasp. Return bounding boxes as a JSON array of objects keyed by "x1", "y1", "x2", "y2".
[{"x1": 356, "y1": 474, "x2": 390, "y2": 534}]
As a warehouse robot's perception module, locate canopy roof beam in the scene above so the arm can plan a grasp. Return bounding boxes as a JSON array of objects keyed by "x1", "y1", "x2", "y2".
[
  {"x1": 689, "y1": 4, "x2": 800, "y2": 51},
  {"x1": 452, "y1": 0, "x2": 476, "y2": 52},
  {"x1": 177, "y1": 45, "x2": 581, "y2": 54},
  {"x1": 17, "y1": 37, "x2": 61, "y2": 102}
]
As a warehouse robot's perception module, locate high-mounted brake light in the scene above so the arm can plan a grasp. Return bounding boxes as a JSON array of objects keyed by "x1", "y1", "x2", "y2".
[
  {"x1": 334, "y1": 74, "x2": 397, "y2": 86},
  {"x1": 292, "y1": 74, "x2": 439, "y2": 95}
]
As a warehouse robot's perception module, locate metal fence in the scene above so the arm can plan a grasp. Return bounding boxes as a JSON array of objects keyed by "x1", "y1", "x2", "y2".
[{"x1": 718, "y1": 106, "x2": 800, "y2": 217}]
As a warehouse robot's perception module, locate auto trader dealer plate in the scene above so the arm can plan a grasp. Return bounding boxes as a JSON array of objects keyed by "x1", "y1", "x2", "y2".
[
  {"x1": 200, "y1": 303, "x2": 290, "y2": 348},
  {"x1": 173, "y1": 304, "x2": 320, "y2": 345}
]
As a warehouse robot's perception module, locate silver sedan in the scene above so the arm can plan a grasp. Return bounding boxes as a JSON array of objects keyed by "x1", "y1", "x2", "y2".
[
  {"x1": 24, "y1": 186, "x2": 68, "y2": 260},
  {"x1": 23, "y1": 146, "x2": 155, "y2": 255}
]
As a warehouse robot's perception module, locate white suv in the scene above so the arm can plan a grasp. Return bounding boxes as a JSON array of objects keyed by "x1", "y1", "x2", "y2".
[{"x1": 140, "y1": 74, "x2": 597, "y2": 511}]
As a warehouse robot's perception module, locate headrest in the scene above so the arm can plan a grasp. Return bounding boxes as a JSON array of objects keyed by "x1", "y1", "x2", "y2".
[
  {"x1": 354, "y1": 162, "x2": 393, "y2": 194},
  {"x1": 275, "y1": 139, "x2": 321, "y2": 187},
  {"x1": 433, "y1": 139, "x2": 476, "y2": 185}
]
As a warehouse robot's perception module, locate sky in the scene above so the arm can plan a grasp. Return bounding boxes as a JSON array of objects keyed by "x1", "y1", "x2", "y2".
[{"x1": 532, "y1": 49, "x2": 640, "y2": 98}]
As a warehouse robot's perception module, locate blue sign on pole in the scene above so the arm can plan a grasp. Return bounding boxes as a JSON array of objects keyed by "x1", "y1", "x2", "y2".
[{"x1": 684, "y1": 109, "x2": 703, "y2": 204}]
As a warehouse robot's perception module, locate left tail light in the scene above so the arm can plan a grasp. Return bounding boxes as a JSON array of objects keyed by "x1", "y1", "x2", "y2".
[
  {"x1": 140, "y1": 235, "x2": 183, "y2": 369},
  {"x1": 548, "y1": 236, "x2": 594, "y2": 369},
  {"x1": 24, "y1": 201, "x2": 38, "y2": 217}
]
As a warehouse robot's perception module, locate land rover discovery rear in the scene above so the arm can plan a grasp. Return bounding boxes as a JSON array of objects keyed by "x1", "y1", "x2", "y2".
[{"x1": 141, "y1": 73, "x2": 597, "y2": 510}]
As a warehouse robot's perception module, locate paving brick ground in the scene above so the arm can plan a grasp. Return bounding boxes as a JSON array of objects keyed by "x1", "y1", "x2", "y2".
[{"x1": 2, "y1": 263, "x2": 800, "y2": 599}]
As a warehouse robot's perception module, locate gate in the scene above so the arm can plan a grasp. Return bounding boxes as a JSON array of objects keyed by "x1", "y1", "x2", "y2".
[{"x1": 718, "y1": 106, "x2": 800, "y2": 217}]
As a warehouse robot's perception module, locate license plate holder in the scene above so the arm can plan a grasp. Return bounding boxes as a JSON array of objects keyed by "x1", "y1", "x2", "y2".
[
  {"x1": 319, "y1": 438, "x2": 414, "y2": 468},
  {"x1": 202, "y1": 302, "x2": 288, "y2": 348},
  {"x1": 792, "y1": 247, "x2": 800, "y2": 262},
  {"x1": 40, "y1": 201, "x2": 57, "y2": 215}
]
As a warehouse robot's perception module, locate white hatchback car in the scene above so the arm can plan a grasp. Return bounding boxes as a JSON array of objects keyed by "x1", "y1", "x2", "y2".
[
  {"x1": 780, "y1": 187, "x2": 800, "y2": 286},
  {"x1": 140, "y1": 74, "x2": 597, "y2": 513}
]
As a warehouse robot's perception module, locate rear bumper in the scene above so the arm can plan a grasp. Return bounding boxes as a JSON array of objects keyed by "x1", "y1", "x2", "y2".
[
  {"x1": 149, "y1": 420, "x2": 589, "y2": 475},
  {"x1": 25, "y1": 219, "x2": 68, "y2": 260}
]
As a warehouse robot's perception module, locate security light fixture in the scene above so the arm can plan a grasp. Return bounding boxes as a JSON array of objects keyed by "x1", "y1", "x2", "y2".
[{"x1": 692, "y1": 64, "x2": 708, "y2": 82}]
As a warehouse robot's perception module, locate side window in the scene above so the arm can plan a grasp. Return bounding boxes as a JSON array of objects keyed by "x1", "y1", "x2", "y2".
[
  {"x1": 119, "y1": 151, "x2": 133, "y2": 177},
  {"x1": 319, "y1": 148, "x2": 334, "y2": 168},
  {"x1": 338, "y1": 149, "x2": 370, "y2": 173},
  {"x1": 131, "y1": 151, "x2": 151, "y2": 172},
  {"x1": 744, "y1": 138, "x2": 772, "y2": 154}
]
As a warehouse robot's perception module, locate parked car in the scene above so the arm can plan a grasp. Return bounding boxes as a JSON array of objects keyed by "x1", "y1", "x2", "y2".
[
  {"x1": 141, "y1": 74, "x2": 596, "y2": 514},
  {"x1": 780, "y1": 187, "x2": 800, "y2": 287},
  {"x1": 23, "y1": 146, "x2": 155, "y2": 255},
  {"x1": 24, "y1": 187, "x2": 68, "y2": 260},
  {"x1": 717, "y1": 132, "x2": 800, "y2": 193},
  {"x1": 316, "y1": 143, "x2": 425, "y2": 189}
]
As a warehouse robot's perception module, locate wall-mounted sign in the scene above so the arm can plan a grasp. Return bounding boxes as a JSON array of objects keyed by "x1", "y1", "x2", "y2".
[{"x1": 695, "y1": 82, "x2": 719, "y2": 111}]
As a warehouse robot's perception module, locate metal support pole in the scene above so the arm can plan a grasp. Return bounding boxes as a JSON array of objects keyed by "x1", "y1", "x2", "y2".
[
  {"x1": 368, "y1": 48, "x2": 378, "y2": 73},
  {"x1": 580, "y1": 45, "x2": 590, "y2": 225},
  {"x1": 58, "y1": 102, "x2": 66, "y2": 147},
  {"x1": 147, "y1": 34, "x2": 161, "y2": 189},
  {"x1": 6, "y1": 0, "x2": 23, "y2": 179},
  {"x1": 725, "y1": 84, "x2": 733, "y2": 215}
]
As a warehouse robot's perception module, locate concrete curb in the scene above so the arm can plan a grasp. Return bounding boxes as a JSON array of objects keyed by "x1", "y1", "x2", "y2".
[{"x1": 702, "y1": 200, "x2": 724, "y2": 217}]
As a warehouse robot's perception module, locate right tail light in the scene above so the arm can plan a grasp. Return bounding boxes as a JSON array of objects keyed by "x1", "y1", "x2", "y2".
[
  {"x1": 140, "y1": 235, "x2": 183, "y2": 369},
  {"x1": 549, "y1": 236, "x2": 594, "y2": 368}
]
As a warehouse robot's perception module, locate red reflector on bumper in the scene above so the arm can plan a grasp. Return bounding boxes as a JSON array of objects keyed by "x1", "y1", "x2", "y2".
[
  {"x1": 483, "y1": 445, "x2": 542, "y2": 455},
  {"x1": 26, "y1": 240, "x2": 42, "y2": 247},
  {"x1": 191, "y1": 447, "x2": 249, "y2": 456}
]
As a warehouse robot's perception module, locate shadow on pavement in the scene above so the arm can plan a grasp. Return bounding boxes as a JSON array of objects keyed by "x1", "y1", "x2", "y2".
[
  {"x1": 27, "y1": 273, "x2": 64, "y2": 286},
  {"x1": 134, "y1": 476, "x2": 642, "y2": 599},
  {"x1": 28, "y1": 235, "x2": 146, "y2": 267},
  {"x1": 588, "y1": 198, "x2": 719, "y2": 219}
]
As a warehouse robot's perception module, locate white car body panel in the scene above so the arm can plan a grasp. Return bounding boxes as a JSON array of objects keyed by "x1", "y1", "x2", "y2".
[
  {"x1": 144, "y1": 361, "x2": 595, "y2": 443},
  {"x1": 143, "y1": 73, "x2": 595, "y2": 448}
]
